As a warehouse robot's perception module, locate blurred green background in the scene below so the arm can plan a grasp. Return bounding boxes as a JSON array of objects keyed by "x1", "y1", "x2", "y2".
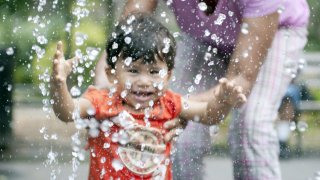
[{"x1": 0, "y1": 0, "x2": 319, "y2": 84}]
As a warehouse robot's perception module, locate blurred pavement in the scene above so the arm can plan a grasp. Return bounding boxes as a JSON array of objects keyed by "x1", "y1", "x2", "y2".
[{"x1": 0, "y1": 102, "x2": 319, "y2": 180}]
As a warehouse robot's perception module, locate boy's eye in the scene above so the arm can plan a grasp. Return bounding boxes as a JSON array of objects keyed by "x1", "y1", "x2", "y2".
[
  {"x1": 128, "y1": 69, "x2": 138, "y2": 73},
  {"x1": 150, "y1": 70, "x2": 159, "y2": 74}
]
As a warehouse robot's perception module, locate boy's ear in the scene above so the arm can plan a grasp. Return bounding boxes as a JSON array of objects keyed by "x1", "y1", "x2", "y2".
[{"x1": 105, "y1": 66, "x2": 116, "y2": 83}]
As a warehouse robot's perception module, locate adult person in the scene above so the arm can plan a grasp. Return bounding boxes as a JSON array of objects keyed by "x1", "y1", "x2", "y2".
[{"x1": 95, "y1": 0, "x2": 309, "y2": 179}]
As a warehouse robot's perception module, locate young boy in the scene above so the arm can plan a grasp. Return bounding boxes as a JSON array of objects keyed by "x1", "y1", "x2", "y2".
[{"x1": 51, "y1": 14, "x2": 246, "y2": 180}]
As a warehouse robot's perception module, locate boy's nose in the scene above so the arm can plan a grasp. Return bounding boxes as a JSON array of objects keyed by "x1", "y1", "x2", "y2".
[{"x1": 136, "y1": 75, "x2": 153, "y2": 87}]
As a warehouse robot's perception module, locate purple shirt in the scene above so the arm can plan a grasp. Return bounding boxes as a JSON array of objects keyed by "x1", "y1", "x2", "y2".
[{"x1": 169, "y1": 0, "x2": 309, "y2": 53}]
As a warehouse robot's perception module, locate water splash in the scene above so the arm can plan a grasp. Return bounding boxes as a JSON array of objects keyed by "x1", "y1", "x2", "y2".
[
  {"x1": 194, "y1": 74, "x2": 202, "y2": 84},
  {"x1": 198, "y1": 2, "x2": 208, "y2": 11},
  {"x1": 241, "y1": 23, "x2": 249, "y2": 35},
  {"x1": 112, "y1": 159, "x2": 124, "y2": 171},
  {"x1": 214, "y1": 13, "x2": 226, "y2": 25},
  {"x1": 6, "y1": 47, "x2": 14, "y2": 55}
]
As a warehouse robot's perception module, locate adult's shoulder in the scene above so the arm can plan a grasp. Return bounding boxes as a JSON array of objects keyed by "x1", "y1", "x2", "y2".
[{"x1": 239, "y1": 0, "x2": 281, "y2": 18}]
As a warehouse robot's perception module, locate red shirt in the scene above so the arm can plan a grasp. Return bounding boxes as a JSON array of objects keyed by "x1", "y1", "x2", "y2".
[{"x1": 83, "y1": 87, "x2": 182, "y2": 180}]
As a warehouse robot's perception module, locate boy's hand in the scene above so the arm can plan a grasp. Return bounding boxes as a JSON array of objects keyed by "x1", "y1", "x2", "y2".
[
  {"x1": 214, "y1": 78, "x2": 247, "y2": 107},
  {"x1": 51, "y1": 41, "x2": 78, "y2": 84},
  {"x1": 163, "y1": 118, "x2": 187, "y2": 143}
]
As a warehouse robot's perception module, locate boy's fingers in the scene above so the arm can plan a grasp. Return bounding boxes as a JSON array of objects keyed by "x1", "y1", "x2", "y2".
[
  {"x1": 219, "y1": 77, "x2": 227, "y2": 84},
  {"x1": 163, "y1": 118, "x2": 184, "y2": 130},
  {"x1": 67, "y1": 56, "x2": 79, "y2": 67},
  {"x1": 235, "y1": 86, "x2": 243, "y2": 93},
  {"x1": 164, "y1": 128, "x2": 183, "y2": 143},
  {"x1": 56, "y1": 41, "x2": 64, "y2": 59},
  {"x1": 53, "y1": 59, "x2": 59, "y2": 73},
  {"x1": 238, "y1": 94, "x2": 247, "y2": 103}
]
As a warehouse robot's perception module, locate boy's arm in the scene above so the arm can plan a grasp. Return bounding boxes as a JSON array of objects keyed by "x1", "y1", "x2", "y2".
[
  {"x1": 51, "y1": 41, "x2": 93, "y2": 122},
  {"x1": 179, "y1": 78, "x2": 246, "y2": 125}
]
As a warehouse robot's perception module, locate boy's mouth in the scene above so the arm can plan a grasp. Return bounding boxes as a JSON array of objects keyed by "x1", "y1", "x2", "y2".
[{"x1": 131, "y1": 91, "x2": 154, "y2": 102}]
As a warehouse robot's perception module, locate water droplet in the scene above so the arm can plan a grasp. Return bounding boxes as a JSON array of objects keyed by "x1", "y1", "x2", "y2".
[
  {"x1": 65, "y1": 23, "x2": 72, "y2": 33},
  {"x1": 6, "y1": 47, "x2": 14, "y2": 55},
  {"x1": 125, "y1": 80, "x2": 132, "y2": 90},
  {"x1": 162, "y1": 46, "x2": 169, "y2": 54},
  {"x1": 289, "y1": 121, "x2": 296, "y2": 131},
  {"x1": 7, "y1": 84, "x2": 12, "y2": 91},
  {"x1": 89, "y1": 128, "x2": 99, "y2": 137},
  {"x1": 173, "y1": 32, "x2": 180, "y2": 38},
  {"x1": 112, "y1": 159, "x2": 124, "y2": 171},
  {"x1": 175, "y1": 128, "x2": 183, "y2": 135},
  {"x1": 212, "y1": 48, "x2": 218, "y2": 54},
  {"x1": 124, "y1": 36, "x2": 132, "y2": 44},
  {"x1": 204, "y1": 29, "x2": 210, "y2": 37},
  {"x1": 297, "y1": 121, "x2": 308, "y2": 132},
  {"x1": 157, "y1": 82, "x2": 164, "y2": 90},
  {"x1": 103, "y1": 143, "x2": 110, "y2": 149},
  {"x1": 166, "y1": 0, "x2": 173, "y2": 6},
  {"x1": 124, "y1": 57, "x2": 132, "y2": 66},
  {"x1": 70, "y1": 86, "x2": 81, "y2": 97},
  {"x1": 242, "y1": 51, "x2": 249, "y2": 58},
  {"x1": 135, "y1": 103, "x2": 141, "y2": 109},
  {"x1": 0, "y1": 66, "x2": 4, "y2": 72},
  {"x1": 204, "y1": 52, "x2": 212, "y2": 61},
  {"x1": 40, "y1": 127, "x2": 46, "y2": 133},
  {"x1": 214, "y1": 13, "x2": 226, "y2": 25},
  {"x1": 75, "y1": 32, "x2": 88, "y2": 46},
  {"x1": 51, "y1": 134, "x2": 58, "y2": 140},
  {"x1": 153, "y1": 157, "x2": 160, "y2": 164},
  {"x1": 162, "y1": 37, "x2": 171, "y2": 54},
  {"x1": 277, "y1": 6, "x2": 285, "y2": 14},
  {"x1": 120, "y1": 90, "x2": 127, "y2": 98},
  {"x1": 159, "y1": 69, "x2": 168, "y2": 78},
  {"x1": 86, "y1": 47, "x2": 100, "y2": 61},
  {"x1": 228, "y1": 11, "x2": 234, "y2": 17},
  {"x1": 188, "y1": 85, "x2": 195, "y2": 93},
  {"x1": 100, "y1": 157, "x2": 106, "y2": 163},
  {"x1": 126, "y1": 15, "x2": 136, "y2": 24},
  {"x1": 76, "y1": 0, "x2": 87, "y2": 6},
  {"x1": 198, "y1": 2, "x2": 208, "y2": 11},
  {"x1": 164, "y1": 158, "x2": 170, "y2": 165},
  {"x1": 183, "y1": 101, "x2": 189, "y2": 109},
  {"x1": 37, "y1": 35, "x2": 48, "y2": 45},
  {"x1": 118, "y1": 130, "x2": 129, "y2": 145},
  {"x1": 194, "y1": 74, "x2": 202, "y2": 84},
  {"x1": 298, "y1": 58, "x2": 306, "y2": 69},
  {"x1": 47, "y1": 150, "x2": 58, "y2": 165},
  {"x1": 209, "y1": 125, "x2": 220, "y2": 136},
  {"x1": 112, "y1": 42, "x2": 118, "y2": 49},
  {"x1": 149, "y1": 100, "x2": 154, "y2": 107},
  {"x1": 111, "y1": 132, "x2": 119, "y2": 142},
  {"x1": 241, "y1": 23, "x2": 249, "y2": 35}
]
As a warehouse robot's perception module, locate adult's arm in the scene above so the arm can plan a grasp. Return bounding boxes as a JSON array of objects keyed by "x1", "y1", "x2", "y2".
[
  {"x1": 189, "y1": 12, "x2": 279, "y2": 107},
  {"x1": 226, "y1": 12, "x2": 279, "y2": 96}
]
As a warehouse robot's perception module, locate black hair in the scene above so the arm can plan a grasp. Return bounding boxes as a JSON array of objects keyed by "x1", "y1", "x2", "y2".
[{"x1": 106, "y1": 13, "x2": 176, "y2": 70}]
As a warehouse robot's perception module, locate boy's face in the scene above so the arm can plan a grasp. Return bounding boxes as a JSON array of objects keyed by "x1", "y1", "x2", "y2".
[{"x1": 107, "y1": 57, "x2": 172, "y2": 111}]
